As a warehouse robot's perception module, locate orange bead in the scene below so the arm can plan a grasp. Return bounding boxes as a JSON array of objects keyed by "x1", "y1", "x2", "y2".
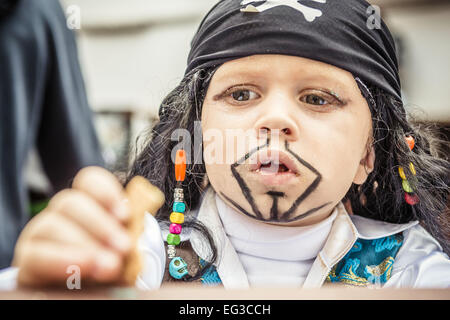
[
  {"x1": 175, "y1": 149, "x2": 186, "y2": 182},
  {"x1": 405, "y1": 136, "x2": 415, "y2": 151}
]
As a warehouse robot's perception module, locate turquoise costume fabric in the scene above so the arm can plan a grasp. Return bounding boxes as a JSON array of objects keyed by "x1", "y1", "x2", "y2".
[
  {"x1": 327, "y1": 232, "x2": 404, "y2": 286},
  {"x1": 199, "y1": 259, "x2": 222, "y2": 286},
  {"x1": 199, "y1": 232, "x2": 404, "y2": 287}
]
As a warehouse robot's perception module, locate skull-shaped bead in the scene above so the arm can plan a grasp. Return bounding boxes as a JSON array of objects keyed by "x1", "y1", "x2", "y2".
[{"x1": 169, "y1": 257, "x2": 188, "y2": 279}]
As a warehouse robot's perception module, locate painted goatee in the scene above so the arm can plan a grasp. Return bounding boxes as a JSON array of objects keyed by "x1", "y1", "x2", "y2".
[{"x1": 220, "y1": 139, "x2": 331, "y2": 223}]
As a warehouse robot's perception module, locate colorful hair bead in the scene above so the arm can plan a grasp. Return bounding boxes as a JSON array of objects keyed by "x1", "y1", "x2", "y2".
[
  {"x1": 169, "y1": 223, "x2": 182, "y2": 234},
  {"x1": 398, "y1": 166, "x2": 406, "y2": 180},
  {"x1": 402, "y1": 179, "x2": 413, "y2": 193},
  {"x1": 170, "y1": 211, "x2": 184, "y2": 224},
  {"x1": 167, "y1": 233, "x2": 181, "y2": 246},
  {"x1": 175, "y1": 149, "x2": 187, "y2": 182},
  {"x1": 174, "y1": 188, "x2": 184, "y2": 202},
  {"x1": 167, "y1": 245, "x2": 176, "y2": 259},
  {"x1": 169, "y1": 257, "x2": 188, "y2": 279},
  {"x1": 404, "y1": 192, "x2": 419, "y2": 205},
  {"x1": 173, "y1": 202, "x2": 186, "y2": 213},
  {"x1": 174, "y1": 188, "x2": 184, "y2": 196},
  {"x1": 405, "y1": 135, "x2": 415, "y2": 151},
  {"x1": 409, "y1": 162, "x2": 416, "y2": 175}
]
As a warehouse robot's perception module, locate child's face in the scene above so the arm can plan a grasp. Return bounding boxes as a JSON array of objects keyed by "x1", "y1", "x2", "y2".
[{"x1": 201, "y1": 54, "x2": 374, "y2": 226}]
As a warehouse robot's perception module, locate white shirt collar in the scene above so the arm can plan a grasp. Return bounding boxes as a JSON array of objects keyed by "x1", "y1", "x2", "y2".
[{"x1": 351, "y1": 214, "x2": 418, "y2": 240}]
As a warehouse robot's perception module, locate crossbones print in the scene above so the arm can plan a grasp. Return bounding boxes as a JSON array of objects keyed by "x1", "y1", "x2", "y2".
[{"x1": 240, "y1": 0, "x2": 326, "y2": 22}]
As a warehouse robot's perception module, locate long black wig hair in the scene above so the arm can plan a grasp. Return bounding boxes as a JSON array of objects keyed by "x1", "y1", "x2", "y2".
[{"x1": 127, "y1": 65, "x2": 450, "y2": 280}]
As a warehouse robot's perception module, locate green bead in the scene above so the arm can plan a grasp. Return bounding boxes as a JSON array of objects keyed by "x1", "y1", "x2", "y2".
[
  {"x1": 402, "y1": 179, "x2": 413, "y2": 193},
  {"x1": 167, "y1": 233, "x2": 181, "y2": 245}
]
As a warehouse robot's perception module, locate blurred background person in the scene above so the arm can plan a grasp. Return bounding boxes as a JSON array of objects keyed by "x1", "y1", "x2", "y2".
[{"x1": 0, "y1": 0, "x2": 103, "y2": 268}]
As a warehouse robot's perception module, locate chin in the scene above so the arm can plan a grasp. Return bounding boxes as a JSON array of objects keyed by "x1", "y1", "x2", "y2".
[{"x1": 220, "y1": 188, "x2": 333, "y2": 224}]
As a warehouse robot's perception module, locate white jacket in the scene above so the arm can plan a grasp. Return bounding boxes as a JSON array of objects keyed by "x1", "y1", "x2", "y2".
[{"x1": 1, "y1": 188, "x2": 449, "y2": 290}]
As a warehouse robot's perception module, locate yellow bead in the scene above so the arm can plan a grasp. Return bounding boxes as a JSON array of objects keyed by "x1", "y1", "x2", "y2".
[
  {"x1": 402, "y1": 179, "x2": 413, "y2": 193},
  {"x1": 170, "y1": 212, "x2": 184, "y2": 224},
  {"x1": 409, "y1": 162, "x2": 416, "y2": 175},
  {"x1": 398, "y1": 166, "x2": 406, "y2": 180}
]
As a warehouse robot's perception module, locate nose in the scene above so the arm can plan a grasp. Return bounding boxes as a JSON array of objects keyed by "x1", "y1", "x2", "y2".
[{"x1": 254, "y1": 107, "x2": 300, "y2": 142}]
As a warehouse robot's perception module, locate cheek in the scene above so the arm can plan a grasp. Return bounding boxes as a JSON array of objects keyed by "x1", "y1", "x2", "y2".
[
  {"x1": 201, "y1": 104, "x2": 239, "y2": 193},
  {"x1": 204, "y1": 162, "x2": 228, "y2": 193},
  {"x1": 202, "y1": 102, "x2": 259, "y2": 165},
  {"x1": 301, "y1": 112, "x2": 370, "y2": 194},
  {"x1": 203, "y1": 139, "x2": 242, "y2": 202}
]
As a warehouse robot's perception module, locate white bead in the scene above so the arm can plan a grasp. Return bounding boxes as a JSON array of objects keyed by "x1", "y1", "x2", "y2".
[
  {"x1": 167, "y1": 245, "x2": 176, "y2": 258},
  {"x1": 174, "y1": 195, "x2": 184, "y2": 202}
]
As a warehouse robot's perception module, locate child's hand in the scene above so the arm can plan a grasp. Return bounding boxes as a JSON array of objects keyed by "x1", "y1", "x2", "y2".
[{"x1": 12, "y1": 166, "x2": 131, "y2": 287}]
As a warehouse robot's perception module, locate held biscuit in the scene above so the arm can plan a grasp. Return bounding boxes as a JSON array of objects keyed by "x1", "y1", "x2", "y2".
[{"x1": 121, "y1": 176, "x2": 165, "y2": 286}]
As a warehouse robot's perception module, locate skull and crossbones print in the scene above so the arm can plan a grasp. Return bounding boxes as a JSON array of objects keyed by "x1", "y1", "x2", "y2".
[{"x1": 240, "y1": 0, "x2": 326, "y2": 22}]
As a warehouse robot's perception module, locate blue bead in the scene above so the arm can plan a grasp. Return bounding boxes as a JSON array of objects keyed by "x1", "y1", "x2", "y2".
[
  {"x1": 169, "y1": 257, "x2": 188, "y2": 279},
  {"x1": 172, "y1": 202, "x2": 186, "y2": 213}
]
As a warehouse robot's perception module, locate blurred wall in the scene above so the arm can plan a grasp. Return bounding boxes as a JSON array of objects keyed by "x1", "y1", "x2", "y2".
[{"x1": 381, "y1": 2, "x2": 450, "y2": 123}]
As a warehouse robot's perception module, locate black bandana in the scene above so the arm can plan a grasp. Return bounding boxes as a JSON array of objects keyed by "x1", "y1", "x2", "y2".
[{"x1": 185, "y1": 0, "x2": 402, "y2": 101}]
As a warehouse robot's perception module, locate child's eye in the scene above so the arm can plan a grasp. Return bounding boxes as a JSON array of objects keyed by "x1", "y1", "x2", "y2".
[
  {"x1": 230, "y1": 89, "x2": 259, "y2": 102},
  {"x1": 218, "y1": 86, "x2": 261, "y2": 105},
  {"x1": 300, "y1": 90, "x2": 343, "y2": 107},
  {"x1": 303, "y1": 94, "x2": 327, "y2": 105}
]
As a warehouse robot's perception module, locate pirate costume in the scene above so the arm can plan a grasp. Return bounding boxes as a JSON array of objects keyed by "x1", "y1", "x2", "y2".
[
  {"x1": 1, "y1": 0, "x2": 449, "y2": 290},
  {"x1": 141, "y1": 0, "x2": 450, "y2": 289}
]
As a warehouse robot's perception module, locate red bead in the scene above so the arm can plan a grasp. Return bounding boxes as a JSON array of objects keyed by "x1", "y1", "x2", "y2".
[
  {"x1": 405, "y1": 192, "x2": 419, "y2": 205},
  {"x1": 170, "y1": 223, "x2": 182, "y2": 234}
]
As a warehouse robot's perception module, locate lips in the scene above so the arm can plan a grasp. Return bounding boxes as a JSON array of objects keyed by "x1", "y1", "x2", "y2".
[{"x1": 249, "y1": 150, "x2": 300, "y2": 177}]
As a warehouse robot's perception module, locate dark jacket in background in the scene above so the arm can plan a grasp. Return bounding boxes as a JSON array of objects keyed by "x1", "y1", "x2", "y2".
[{"x1": 0, "y1": 0, "x2": 104, "y2": 268}]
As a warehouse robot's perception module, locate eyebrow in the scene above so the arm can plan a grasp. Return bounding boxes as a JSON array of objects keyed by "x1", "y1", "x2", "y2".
[
  {"x1": 213, "y1": 69, "x2": 350, "y2": 93},
  {"x1": 213, "y1": 71, "x2": 267, "y2": 84}
]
